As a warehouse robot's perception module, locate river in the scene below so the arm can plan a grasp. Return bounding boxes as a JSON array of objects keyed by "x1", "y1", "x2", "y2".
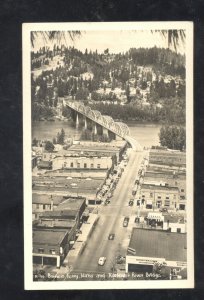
[{"x1": 32, "y1": 120, "x2": 161, "y2": 148}]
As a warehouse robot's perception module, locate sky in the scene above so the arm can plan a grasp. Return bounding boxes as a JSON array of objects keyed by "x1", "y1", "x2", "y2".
[{"x1": 32, "y1": 30, "x2": 185, "y2": 54}]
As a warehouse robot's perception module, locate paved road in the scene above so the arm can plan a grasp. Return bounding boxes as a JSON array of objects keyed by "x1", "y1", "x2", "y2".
[{"x1": 72, "y1": 149, "x2": 144, "y2": 274}]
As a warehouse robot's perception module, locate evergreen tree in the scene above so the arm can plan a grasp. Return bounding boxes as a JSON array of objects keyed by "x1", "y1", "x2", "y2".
[
  {"x1": 57, "y1": 128, "x2": 65, "y2": 144},
  {"x1": 45, "y1": 141, "x2": 55, "y2": 152}
]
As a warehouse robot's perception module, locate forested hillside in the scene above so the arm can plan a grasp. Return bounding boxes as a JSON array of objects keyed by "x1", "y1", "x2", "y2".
[{"x1": 31, "y1": 45, "x2": 185, "y2": 124}]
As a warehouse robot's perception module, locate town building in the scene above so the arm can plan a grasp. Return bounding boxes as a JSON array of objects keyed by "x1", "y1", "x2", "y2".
[
  {"x1": 37, "y1": 160, "x2": 52, "y2": 170},
  {"x1": 32, "y1": 194, "x2": 64, "y2": 220},
  {"x1": 52, "y1": 155, "x2": 113, "y2": 171},
  {"x1": 68, "y1": 140, "x2": 127, "y2": 163},
  {"x1": 146, "y1": 212, "x2": 186, "y2": 233},
  {"x1": 163, "y1": 215, "x2": 186, "y2": 233},
  {"x1": 33, "y1": 197, "x2": 86, "y2": 268},
  {"x1": 32, "y1": 176, "x2": 105, "y2": 205},
  {"x1": 140, "y1": 183, "x2": 179, "y2": 210},
  {"x1": 126, "y1": 228, "x2": 187, "y2": 275},
  {"x1": 33, "y1": 228, "x2": 72, "y2": 268},
  {"x1": 144, "y1": 169, "x2": 186, "y2": 210}
]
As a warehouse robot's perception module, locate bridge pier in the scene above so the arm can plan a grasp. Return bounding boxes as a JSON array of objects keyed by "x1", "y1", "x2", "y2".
[
  {"x1": 76, "y1": 113, "x2": 79, "y2": 128},
  {"x1": 84, "y1": 117, "x2": 87, "y2": 130},
  {"x1": 93, "y1": 123, "x2": 97, "y2": 135},
  {"x1": 102, "y1": 127, "x2": 109, "y2": 137}
]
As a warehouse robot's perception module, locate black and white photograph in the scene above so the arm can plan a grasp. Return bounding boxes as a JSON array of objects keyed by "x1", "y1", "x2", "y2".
[{"x1": 23, "y1": 22, "x2": 194, "y2": 289}]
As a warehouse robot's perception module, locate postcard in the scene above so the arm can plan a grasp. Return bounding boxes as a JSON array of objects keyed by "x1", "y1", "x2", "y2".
[{"x1": 23, "y1": 21, "x2": 194, "y2": 289}]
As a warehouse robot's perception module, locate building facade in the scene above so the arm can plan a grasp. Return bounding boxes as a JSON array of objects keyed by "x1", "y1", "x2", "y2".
[{"x1": 140, "y1": 184, "x2": 179, "y2": 210}]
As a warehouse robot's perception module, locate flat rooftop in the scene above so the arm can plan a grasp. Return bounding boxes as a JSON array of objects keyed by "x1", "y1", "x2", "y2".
[
  {"x1": 150, "y1": 149, "x2": 186, "y2": 156},
  {"x1": 128, "y1": 228, "x2": 187, "y2": 262},
  {"x1": 163, "y1": 215, "x2": 185, "y2": 224},
  {"x1": 37, "y1": 219, "x2": 76, "y2": 228},
  {"x1": 32, "y1": 177, "x2": 104, "y2": 194},
  {"x1": 46, "y1": 169, "x2": 108, "y2": 179},
  {"x1": 40, "y1": 209, "x2": 78, "y2": 218},
  {"x1": 56, "y1": 197, "x2": 85, "y2": 211},
  {"x1": 69, "y1": 141, "x2": 126, "y2": 153},
  {"x1": 56, "y1": 149, "x2": 115, "y2": 158},
  {"x1": 32, "y1": 193, "x2": 63, "y2": 205},
  {"x1": 33, "y1": 229, "x2": 68, "y2": 245},
  {"x1": 141, "y1": 184, "x2": 179, "y2": 192}
]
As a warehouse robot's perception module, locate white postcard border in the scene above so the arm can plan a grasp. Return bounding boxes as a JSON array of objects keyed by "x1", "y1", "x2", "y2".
[{"x1": 23, "y1": 21, "x2": 194, "y2": 290}]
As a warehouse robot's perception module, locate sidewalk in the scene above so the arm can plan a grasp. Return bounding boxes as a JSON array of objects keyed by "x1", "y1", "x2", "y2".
[{"x1": 64, "y1": 213, "x2": 100, "y2": 267}]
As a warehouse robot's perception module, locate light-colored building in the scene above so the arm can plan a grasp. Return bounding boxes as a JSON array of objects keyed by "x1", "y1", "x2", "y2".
[
  {"x1": 52, "y1": 155, "x2": 113, "y2": 171},
  {"x1": 126, "y1": 228, "x2": 187, "y2": 277},
  {"x1": 144, "y1": 168, "x2": 186, "y2": 210},
  {"x1": 140, "y1": 184, "x2": 179, "y2": 210},
  {"x1": 163, "y1": 215, "x2": 186, "y2": 233}
]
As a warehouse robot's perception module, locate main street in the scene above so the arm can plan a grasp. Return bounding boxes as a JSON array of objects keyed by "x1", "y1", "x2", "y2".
[{"x1": 72, "y1": 149, "x2": 144, "y2": 274}]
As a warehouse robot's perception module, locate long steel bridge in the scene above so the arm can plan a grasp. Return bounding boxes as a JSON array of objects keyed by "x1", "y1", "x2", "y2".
[{"x1": 63, "y1": 99, "x2": 142, "y2": 151}]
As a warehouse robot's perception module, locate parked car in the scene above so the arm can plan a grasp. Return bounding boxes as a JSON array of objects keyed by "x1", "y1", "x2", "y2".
[
  {"x1": 159, "y1": 207, "x2": 168, "y2": 213},
  {"x1": 98, "y1": 257, "x2": 106, "y2": 266},
  {"x1": 129, "y1": 200, "x2": 134, "y2": 206},
  {"x1": 123, "y1": 217, "x2": 129, "y2": 227}
]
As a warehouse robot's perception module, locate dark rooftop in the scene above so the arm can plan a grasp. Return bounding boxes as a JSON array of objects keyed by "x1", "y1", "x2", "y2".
[
  {"x1": 33, "y1": 229, "x2": 68, "y2": 245},
  {"x1": 128, "y1": 228, "x2": 187, "y2": 262},
  {"x1": 40, "y1": 209, "x2": 78, "y2": 218},
  {"x1": 37, "y1": 219, "x2": 75, "y2": 228},
  {"x1": 56, "y1": 197, "x2": 85, "y2": 211}
]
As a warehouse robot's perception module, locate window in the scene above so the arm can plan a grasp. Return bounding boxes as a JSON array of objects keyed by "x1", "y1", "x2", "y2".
[
  {"x1": 181, "y1": 189, "x2": 184, "y2": 192},
  {"x1": 77, "y1": 163, "x2": 80, "y2": 168},
  {"x1": 70, "y1": 162, "x2": 73, "y2": 168},
  {"x1": 50, "y1": 249, "x2": 56, "y2": 255},
  {"x1": 150, "y1": 192, "x2": 153, "y2": 198},
  {"x1": 38, "y1": 248, "x2": 44, "y2": 253},
  {"x1": 64, "y1": 162, "x2": 67, "y2": 168},
  {"x1": 91, "y1": 163, "x2": 94, "y2": 168},
  {"x1": 43, "y1": 204, "x2": 46, "y2": 210},
  {"x1": 166, "y1": 196, "x2": 169, "y2": 200},
  {"x1": 157, "y1": 196, "x2": 161, "y2": 199},
  {"x1": 97, "y1": 164, "x2": 100, "y2": 169},
  {"x1": 165, "y1": 200, "x2": 170, "y2": 206},
  {"x1": 84, "y1": 163, "x2": 87, "y2": 168}
]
